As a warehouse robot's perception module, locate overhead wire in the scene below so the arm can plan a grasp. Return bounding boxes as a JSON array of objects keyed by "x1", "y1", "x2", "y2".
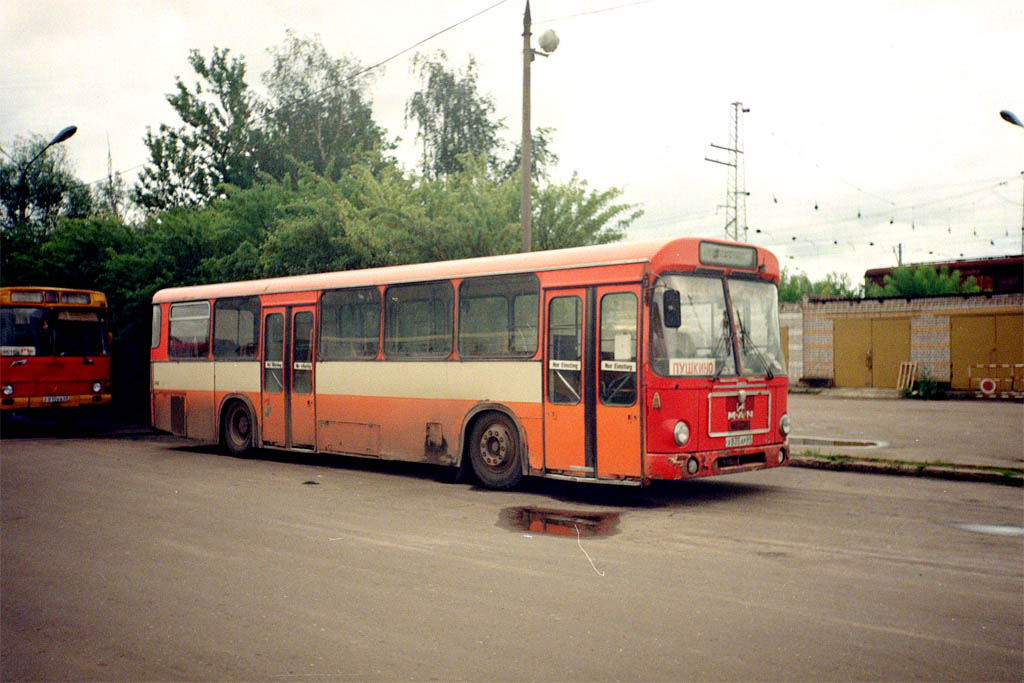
[{"x1": 84, "y1": 0, "x2": 511, "y2": 187}]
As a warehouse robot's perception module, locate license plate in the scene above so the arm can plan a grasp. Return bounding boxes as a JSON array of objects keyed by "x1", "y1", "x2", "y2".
[
  {"x1": 726, "y1": 434, "x2": 753, "y2": 447},
  {"x1": 43, "y1": 395, "x2": 71, "y2": 404}
]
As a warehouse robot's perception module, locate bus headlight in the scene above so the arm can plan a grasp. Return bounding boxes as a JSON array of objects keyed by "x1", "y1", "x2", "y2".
[
  {"x1": 92, "y1": 382, "x2": 103, "y2": 393},
  {"x1": 779, "y1": 413, "x2": 791, "y2": 437},
  {"x1": 2, "y1": 384, "x2": 13, "y2": 396},
  {"x1": 673, "y1": 421, "x2": 690, "y2": 447}
]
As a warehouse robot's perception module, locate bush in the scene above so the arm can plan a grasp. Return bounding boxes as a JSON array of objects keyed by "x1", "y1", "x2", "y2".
[{"x1": 902, "y1": 368, "x2": 947, "y2": 400}]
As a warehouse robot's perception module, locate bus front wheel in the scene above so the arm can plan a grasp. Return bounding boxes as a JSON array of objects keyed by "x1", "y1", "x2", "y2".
[
  {"x1": 468, "y1": 412, "x2": 523, "y2": 489},
  {"x1": 222, "y1": 401, "x2": 254, "y2": 457}
]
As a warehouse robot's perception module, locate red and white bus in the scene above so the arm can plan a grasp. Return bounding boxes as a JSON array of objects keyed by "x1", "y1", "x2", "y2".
[
  {"x1": 150, "y1": 237, "x2": 790, "y2": 488},
  {"x1": 1, "y1": 287, "x2": 112, "y2": 415}
]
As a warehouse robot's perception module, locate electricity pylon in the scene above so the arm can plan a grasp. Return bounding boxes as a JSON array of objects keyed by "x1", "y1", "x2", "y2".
[{"x1": 705, "y1": 102, "x2": 750, "y2": 242}]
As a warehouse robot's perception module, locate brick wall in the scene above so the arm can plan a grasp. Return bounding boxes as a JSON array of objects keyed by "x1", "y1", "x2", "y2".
[{"x1": 783, "y1": 293, "x2": 1023, "y2": 385}]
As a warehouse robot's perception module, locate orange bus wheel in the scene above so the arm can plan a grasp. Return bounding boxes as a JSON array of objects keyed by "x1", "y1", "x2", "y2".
[
  {"x1": 222, "y1": 401, "x2": 254, "y2": 457},
  {"x1": 469, "y1": 412, "x2": 523, "y2": 489}
]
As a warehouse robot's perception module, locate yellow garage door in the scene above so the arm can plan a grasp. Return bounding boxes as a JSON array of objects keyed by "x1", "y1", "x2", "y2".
[
  {"x1": 871, "y1": 318, "x2": 910, "y2": 388},
  {"x1": 950, "y1": 316, "x2": 997, "y2": 390},
  {"x1": 833, "y1": 318, "x2": 871, "y2": 387}
]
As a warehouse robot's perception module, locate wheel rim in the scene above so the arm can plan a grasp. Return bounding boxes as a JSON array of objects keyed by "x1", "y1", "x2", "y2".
[
  {"x1": 479, "y1": 423, "x2": 512, "y2": 469},
  {"x1": 230, "y1": 408, "x2": 250, "y2": 445}
]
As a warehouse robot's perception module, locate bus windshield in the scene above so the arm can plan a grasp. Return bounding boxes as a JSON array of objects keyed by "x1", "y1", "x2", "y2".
[
  {"x1": 650, "y1": 274, "x2": 785, "y2": 378},
  {"x1": 0, "y1": 307, "x2": 108, "y2": 357}
]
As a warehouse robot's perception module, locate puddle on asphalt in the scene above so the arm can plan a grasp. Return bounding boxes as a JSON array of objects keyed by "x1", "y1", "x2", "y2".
[
  {"x1": 791, "y1": 436, "x2": 886, "y2": 448},
  {"x1": 947, "y1": 522, "x2": 1024, "y2": 537},
  {"x1": 499, "y1": 507, "x2": 620, "y2": 538}
]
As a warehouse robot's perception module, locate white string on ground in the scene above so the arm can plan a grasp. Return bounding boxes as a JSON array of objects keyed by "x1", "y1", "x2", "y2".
[{"x1": 574, "y1": 524, "x2": 606, "y2": 577}]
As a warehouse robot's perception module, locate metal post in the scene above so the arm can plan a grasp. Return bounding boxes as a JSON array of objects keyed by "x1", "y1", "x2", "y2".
[{"x1": 520, "y1": 1, "x2": 533, "y2": 253}]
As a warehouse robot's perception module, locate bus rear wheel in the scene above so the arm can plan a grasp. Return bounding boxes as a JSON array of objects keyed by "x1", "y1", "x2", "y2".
[
  {"x1": 469, "y1": 412, "x2": 522, "y2": 489},
  {"x1": 222, "y1": 401, "x2": 254, "y2": 457}
]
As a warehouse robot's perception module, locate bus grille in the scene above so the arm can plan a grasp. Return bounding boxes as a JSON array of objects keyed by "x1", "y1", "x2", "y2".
[{"x1": 717, "y1": 453, "x2": 766, "y2": 469}]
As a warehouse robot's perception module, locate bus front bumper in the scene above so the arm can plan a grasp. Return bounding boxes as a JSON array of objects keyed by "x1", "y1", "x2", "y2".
[
  {"x1": 646, "y1": 442, "x2": 789, "y2": 481},
  {"x1": 1, "y1": 393, "x2": 112, "y2": 410}
]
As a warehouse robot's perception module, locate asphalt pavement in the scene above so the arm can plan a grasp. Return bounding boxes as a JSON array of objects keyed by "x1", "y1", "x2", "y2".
[{"x1": 788, "y1": 391, "x2": 1024, "y2": 484}]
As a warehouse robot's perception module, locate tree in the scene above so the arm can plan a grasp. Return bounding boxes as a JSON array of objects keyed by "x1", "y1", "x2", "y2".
[
  {"x1": 865, "y1": 264, "x2": 979, "y2": 298},
  {"x1": 406, "y1": 51, "x2": 503, "y2": 179},
  {"x1": 531, "y1": 173, "x2": 641, "y2": 251},
  {"x1": 498, "y1": 126, "x2": 560, "y2": 183},
  {"x1": 259, "y1": 31, "x2": 391, "y2": 183},
  {"x1": 778, "y1": 268, "x2": 862, "y2": 301},
  {"x1": 1, "y1": 135, "x2": 92, "y2": 231},
  {"x1": 134, "y1": 47, "x2": 260, "y2": 212}
]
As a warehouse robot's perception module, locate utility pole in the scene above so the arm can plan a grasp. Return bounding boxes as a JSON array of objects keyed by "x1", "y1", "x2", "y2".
[{"x1": 705, "y1": 102, "x2": 749, "y2": 241}]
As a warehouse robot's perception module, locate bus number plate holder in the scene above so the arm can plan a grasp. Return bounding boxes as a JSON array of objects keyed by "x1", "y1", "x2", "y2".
[{"x1": 726, "y1": 434, "x2": 753, "y2": 447}]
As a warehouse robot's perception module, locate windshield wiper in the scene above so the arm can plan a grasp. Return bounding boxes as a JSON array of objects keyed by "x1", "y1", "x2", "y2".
[{"x1": 737, "y1": 318, "x2": 775, "y2": 380}]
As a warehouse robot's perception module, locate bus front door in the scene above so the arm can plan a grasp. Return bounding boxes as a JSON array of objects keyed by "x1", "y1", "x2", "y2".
[
  {"x1": 543, "y1": 286, "x2": 641, "y2": 480},
  {"x1": 261, "y1": 306, "x2": 316, "y2": 449}
]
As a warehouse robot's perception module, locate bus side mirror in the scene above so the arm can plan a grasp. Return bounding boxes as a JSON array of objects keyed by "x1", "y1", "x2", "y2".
[{"x1": 663, "y1": 290, "x2": 681, "y2": 329}]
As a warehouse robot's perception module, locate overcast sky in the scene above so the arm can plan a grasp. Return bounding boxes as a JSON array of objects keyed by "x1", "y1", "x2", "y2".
[{"x1": 3, "y1": 0, "x2": 1022, "y2": 283}]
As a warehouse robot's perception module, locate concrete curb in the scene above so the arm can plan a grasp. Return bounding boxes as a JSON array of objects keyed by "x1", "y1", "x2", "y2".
[{"x1": 791, "y1": 455, "x2": 1023, "y2": 487}]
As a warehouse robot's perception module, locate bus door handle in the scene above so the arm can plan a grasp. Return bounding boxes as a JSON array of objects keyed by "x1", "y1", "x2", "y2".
[
  {"x1": 82, "y1": 357, "x2": 94, "y2": 365},
  {"x1": 10, "y1": 359, "x2": 27, "y2": 368}
]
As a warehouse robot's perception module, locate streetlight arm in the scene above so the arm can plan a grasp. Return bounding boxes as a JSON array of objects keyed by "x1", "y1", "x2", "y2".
[{"x1": 14, "y1": 124, "x2": 77, "y2": 225}]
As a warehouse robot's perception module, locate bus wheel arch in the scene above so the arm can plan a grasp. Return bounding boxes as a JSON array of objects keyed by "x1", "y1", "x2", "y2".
[
  {"x1": 220, "y1": 396, "x2": 256, "y2": 457},
  {"x1": 463, "y1": 406, "x2": 525, "y2": 489}
]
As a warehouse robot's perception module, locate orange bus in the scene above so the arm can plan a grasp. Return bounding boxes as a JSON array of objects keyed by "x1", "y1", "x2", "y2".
[
  {"x1": 150, "y1": 238, "x2": 790, "y2": 487},
  {"x1": 1, "y1": 287, "x2": 112, "y2": 416}
]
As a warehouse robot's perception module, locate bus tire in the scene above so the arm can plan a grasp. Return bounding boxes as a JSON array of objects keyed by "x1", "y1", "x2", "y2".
[
  {"x1": 222, "y1": 401, "x2": 254, "y2": 457},
  {"x1": 468, "y1": 412, "x2": 523, "y2": 489}
]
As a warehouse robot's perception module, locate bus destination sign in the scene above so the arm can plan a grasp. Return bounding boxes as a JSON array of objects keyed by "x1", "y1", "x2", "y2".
[{"x1": 699, "y1": 242, "x2": 758, "y2": 269}]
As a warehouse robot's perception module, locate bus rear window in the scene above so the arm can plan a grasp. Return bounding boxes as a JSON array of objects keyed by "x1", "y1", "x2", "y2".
[{"x1": 169, "y1": 301, "x2": 210, "y2": 359}]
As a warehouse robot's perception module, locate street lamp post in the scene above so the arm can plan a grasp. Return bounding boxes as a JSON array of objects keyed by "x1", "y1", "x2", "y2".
[
  {"x1": 15, "y1": 125, "x2": 77, "y2": 225},
  {"x1": 520, "y1": 1, "x2": 558, "y2": 253}
]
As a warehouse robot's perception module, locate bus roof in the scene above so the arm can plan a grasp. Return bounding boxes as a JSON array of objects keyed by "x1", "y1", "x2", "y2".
[
  {"x1": 0, "y1": 286, "x2": 107, "y2": 307},
  {"x1": 152, "y1": 237, "x2": 779, "y2": 303}
]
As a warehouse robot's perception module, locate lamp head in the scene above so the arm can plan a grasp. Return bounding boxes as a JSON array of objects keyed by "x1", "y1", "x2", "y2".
[
  {"x1": 1000, "y1": 110, "x2": 1023, "y2": 128},
  {"x1": 538, "y1": 29, "x2": 559, "y2": 54}
]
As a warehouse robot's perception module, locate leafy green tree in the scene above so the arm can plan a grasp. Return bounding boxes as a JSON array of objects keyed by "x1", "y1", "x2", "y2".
[
  {"x1": 532, "y1": 173, "x2": 641, "y2": 250},
  {"x1": 865, "y1": 264, "x2": 979, "y2": 297},
  {"x1": 406, "y1": 51, "x2": 503, "y2": 179},
  {"x1": 259, "y1": 31, "x2": 391, "y2": 183},
  {"x1": 1, "y1": 135, "x2": 92, "y2": 231},
  {"x1": 778, "y1": 268, "x2": 862, "y2": 301},
  {"x1": 498, "y1": 126, "x2": 560, "y2": 183},
  {"x1": 405, "y1": 154, "x2": 519, "y2": 261},
  {"x1": 134, "y1": 47, "x2": 260, "y2": 212},
  {"x1": 259, "y1": 175, "x2": 362, "y2": 277}
]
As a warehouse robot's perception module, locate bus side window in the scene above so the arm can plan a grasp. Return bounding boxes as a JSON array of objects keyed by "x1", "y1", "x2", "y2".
[
  {"x1": 169, "y1": 302, "x2": 211, "y2": 359},
  {"x1": 213, "y1": 297, "x2": 260, "y2": 359},
  {"x1": 320, "y1": 287, "x2": 380, "y2": 360},
  {"x1": 458, "y1": 274, "x2": 539, "y2": 359},
  {"x1": 384, "y1": 281, "x2": 453, "y2": 359}
]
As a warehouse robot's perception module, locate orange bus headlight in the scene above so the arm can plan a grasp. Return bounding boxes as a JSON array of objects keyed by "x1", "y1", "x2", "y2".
[
  {"x1": 673, "y1": 421, "x2": 690, "y2": 447},
  {"x1": 92, "y1": 382, "x2": 103, "y2": 393},
  {"x1": 2, "y1": 384, "x2": 13, "y2": 396}
]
